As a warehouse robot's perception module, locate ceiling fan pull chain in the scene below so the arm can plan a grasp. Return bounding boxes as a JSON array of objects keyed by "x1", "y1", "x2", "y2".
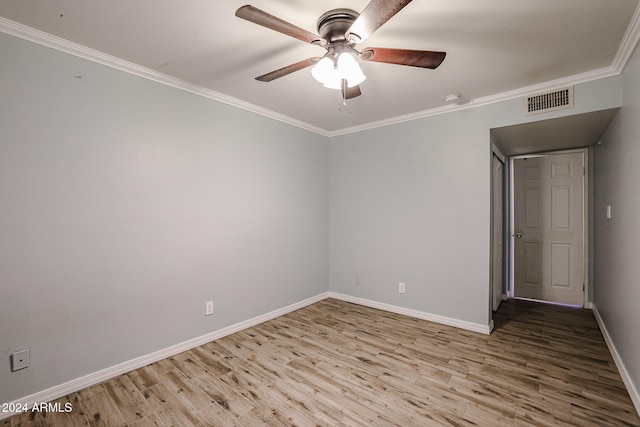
[{"x1": 338, "y1": 79, "x2": 347, "y2": 110}]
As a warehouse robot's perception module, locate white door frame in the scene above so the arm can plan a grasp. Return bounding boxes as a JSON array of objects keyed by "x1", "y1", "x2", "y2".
[
  {"x1": 491, "y1": 153, "x2": 506, "y2": 311},
  {"x1": 508, "y1": 148, "x2": 590, "y2": 308}
]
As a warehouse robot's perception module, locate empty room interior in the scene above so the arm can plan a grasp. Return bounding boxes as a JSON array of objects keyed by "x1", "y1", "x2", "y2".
[{"x1": 1, "y1": 1, "x2": 640, "y2": 425}]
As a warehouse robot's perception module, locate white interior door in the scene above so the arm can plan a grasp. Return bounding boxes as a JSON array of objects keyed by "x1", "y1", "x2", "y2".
[
  {"x1": 492, "y1": 155, "x2": 504, "y2": 311},
  {"x1": 513, "y1": 151, "x2": 585, "y2": 306}
]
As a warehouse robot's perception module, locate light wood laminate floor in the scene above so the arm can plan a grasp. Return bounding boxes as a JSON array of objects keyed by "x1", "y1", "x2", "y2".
[{"x1": 4, "y1": 298, "x2": 640, "y2": 426}]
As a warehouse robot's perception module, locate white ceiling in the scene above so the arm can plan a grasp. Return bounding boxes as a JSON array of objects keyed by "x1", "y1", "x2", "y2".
[
  {"x1": 492, "y1": 108, "x2": 620, "y2": 155},
  {"x1": 1, "y1": 0, "x2": 639, "y2": 135}
]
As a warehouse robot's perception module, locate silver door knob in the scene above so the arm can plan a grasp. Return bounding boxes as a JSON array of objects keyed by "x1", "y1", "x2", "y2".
[{"x1": 515, "y1": 232, "x2": 523, "y2": 239}]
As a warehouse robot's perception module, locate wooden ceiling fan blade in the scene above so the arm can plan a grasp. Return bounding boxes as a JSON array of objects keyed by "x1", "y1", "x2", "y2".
[
  {"x1": 361, "y1": 48, "x2": 446, "y2": 69},
  {"x1": 346, "y1": 0, "x2": 413, "y2": 43},
  {"x1": 345, "y1": 85, "x2": 362, "y2": 99},
  {"x1": 236, "y1": 5, "x2": 326, "y2": 46},
  {"x1": 255, "y1": 57, "x2": 321, "y2": 82}
]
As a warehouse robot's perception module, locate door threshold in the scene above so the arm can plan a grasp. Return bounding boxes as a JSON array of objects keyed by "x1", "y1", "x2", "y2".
[{"x1": 512, "y1": 297, "x2": 584, "y2": 309}]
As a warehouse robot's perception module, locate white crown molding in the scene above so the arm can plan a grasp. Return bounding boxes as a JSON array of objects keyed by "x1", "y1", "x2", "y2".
[
  {"x1": 613, "y1": 1, "x2": 640, "y2": 73},
  {"x1": 327, "y1": 65, "x2": 619, "y2": 137},
  {"x1": 0, "y1": 292, "x2": 330, "y2": 421},
  {"x1": 0, "y1": 17, "x2": 329, "y2": 137},
  {"x1": 2, "y1": 7, "x2": 639, "y2": 138}
]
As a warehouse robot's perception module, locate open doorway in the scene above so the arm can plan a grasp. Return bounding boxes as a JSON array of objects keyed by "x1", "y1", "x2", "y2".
[
  {"x1": 510, "y1": 149, "x2": 589, "y2": 307},
  {"x1": 489, "y1": 109, "x2": 618, "y2": 321}
]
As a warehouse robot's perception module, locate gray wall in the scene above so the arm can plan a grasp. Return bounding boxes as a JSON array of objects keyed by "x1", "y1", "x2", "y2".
[
  {"x1": 594, "y1": 42, "x2": 640, "y2": 398},
  {"x1": 0, "y1": 33, "x2": 329, "y2": 402},
  {"x1": 328, "y1": 79, "x2": 623, "y2": 328},
  {"x1": 329, "y1": 112, "x2": 492, "y2": 325},
  {"x1": 0, "y1": 28, "x2": 631, "y2": 404}
]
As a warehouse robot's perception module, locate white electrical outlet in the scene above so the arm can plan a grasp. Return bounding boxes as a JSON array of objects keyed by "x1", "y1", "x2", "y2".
[
  {"x1": 399, "y1": 282, "x2": 406, "y2": 294},
  {"x1": 205, "y1": 301, "x2": 214, "y2": 316},
  {"x1": 10, "y1": 349, "x2": 29, "y2": 372}
]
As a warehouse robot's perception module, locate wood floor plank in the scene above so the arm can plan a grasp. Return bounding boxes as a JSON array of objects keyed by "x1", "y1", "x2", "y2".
[
  {"x1": 193, "y1": 404, "x2": 240, "y2": 427},
  {"x1": 192, "y1": 373, "x2": 255, "y2": 419},
  {"x1": 102, "y1": 375, "x2": 153, "y2": 424},
  {"x1": 5, "y1": 298, "x2": 640, "y2": 426},
  {"x1": 126, "y1": 413, "x2": 165, "y2": 427},
  {"x1": 127, "y1": 365, "x2": 160, "y2": 392},
  {"x1": 8, "y1": 394, "x2": 89, "y2": 427},
  {"x1": 167, "y1": 353, "x2": 210, "y2": 380},
  {"x1": 254, "y1": 383, "x2": 324, "y2": 427},
  {"x1": 159, "y1": 371, "x2": 213, "y2": 414},
  {"x1": 185, "y1": 347, "x2": 232, "y2": 379},
  {"x1": 51, "y1": 394, "x2": 89, "y2": 427},
  {"x1": 76, "y1": 384, "x2": 127, "y2": 427},
  {"x1": 142, "y1": 383, "x2": 200, "y2": 426}
]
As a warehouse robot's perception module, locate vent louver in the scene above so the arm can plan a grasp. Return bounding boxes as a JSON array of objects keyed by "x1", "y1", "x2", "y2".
[{"x1": 525, "y1": 87, "x2": 573, "y2": 115}]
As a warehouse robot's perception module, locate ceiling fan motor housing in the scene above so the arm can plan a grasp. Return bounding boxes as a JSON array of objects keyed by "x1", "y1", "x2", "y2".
[{"x1": 317, "y1": 9, "x2": 359, "y2": 43}]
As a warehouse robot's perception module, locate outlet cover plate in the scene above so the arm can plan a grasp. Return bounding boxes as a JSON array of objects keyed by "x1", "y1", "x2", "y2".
[
  {"x1": 205, "y1": 301, "x2": 214, "y2": 316},
  {"x1": 11, "y1": 349, "x2": 29, "y2": 372}
]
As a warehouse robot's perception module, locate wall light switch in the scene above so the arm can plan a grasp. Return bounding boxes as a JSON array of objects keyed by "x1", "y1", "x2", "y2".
[
  {"x1": 606, "y1": 205, "x2": 612, "y2": 219},
  {"x1": 11, "y1": 349, "x2": 29, "y2": 372}
]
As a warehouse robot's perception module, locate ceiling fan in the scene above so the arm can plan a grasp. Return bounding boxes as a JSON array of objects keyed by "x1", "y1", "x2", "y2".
[{"x1": 235, "y1": 0, "x2": 446, "y2": 106}]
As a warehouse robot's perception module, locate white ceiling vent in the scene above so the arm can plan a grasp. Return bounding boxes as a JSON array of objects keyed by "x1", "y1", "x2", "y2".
[{"x1": 525, "y1": 87, "x2": 573, "y2": 115}]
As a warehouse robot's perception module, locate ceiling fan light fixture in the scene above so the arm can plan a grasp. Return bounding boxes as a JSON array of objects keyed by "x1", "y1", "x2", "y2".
[
  {"x1": 337, "y1": 52, "x2": 366, "y2": 87},
  {"x1": 312, "y1": 52, "x2": 366, "y2": 90},
  {"x1": 311, "y1": 57, "x2": 340, "y2": 88},
  {"x1": 323, "y1": 78, "x2": 343, "y2": 90},
  {"x1": 237, "y1": 3, "x2": 447, "y2": 102}
]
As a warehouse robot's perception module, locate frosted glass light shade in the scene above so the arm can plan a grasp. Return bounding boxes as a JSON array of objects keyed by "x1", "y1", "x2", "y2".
[
  {"x1": 311, "y1": 57, "x2": 341, "y2": 89},
  {"x1": 337, "y1": 52, "x2": 366, "y2": 87},
  {"x1": 312, "y1": 53, "x2": 366, "y2": 90}
]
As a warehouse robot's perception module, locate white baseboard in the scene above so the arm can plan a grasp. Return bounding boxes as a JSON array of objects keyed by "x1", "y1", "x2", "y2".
[
  {"x1": 327, "y1": 292, "x2": 493, "y2": 335},
  {"x1": 592, "y1": 304, "x2": 640, "y2": 417},
  {"x1": 0, "y1": 292, "x2": 329, "y2": 421},
  {"x1": 2, "y1": 291, "x2": 495, "y2": 421},
  {"x1": 4, "y1": 295, "x2": 630, "y2": 421}
]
